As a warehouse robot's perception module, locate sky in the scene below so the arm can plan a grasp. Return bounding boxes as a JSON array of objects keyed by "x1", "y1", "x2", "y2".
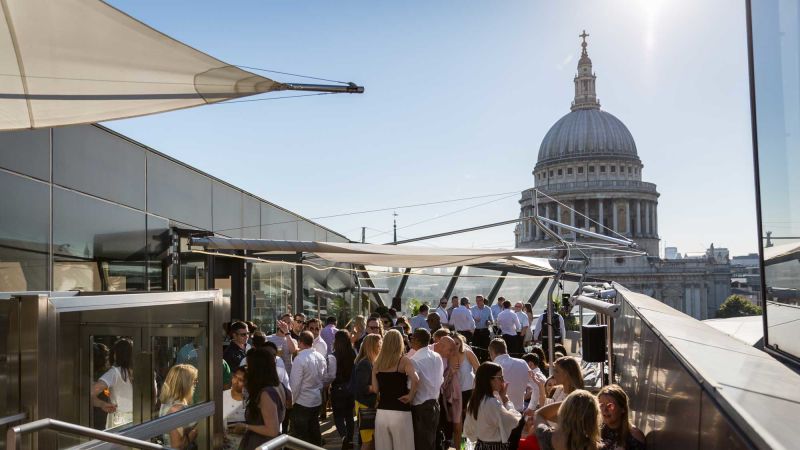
[{"x1": 104, "y1": 0, "x2": 758, "y2": 257}]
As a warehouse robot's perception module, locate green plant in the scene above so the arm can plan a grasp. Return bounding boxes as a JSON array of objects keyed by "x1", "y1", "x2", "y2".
[
  {"x1": 716, "y1": 295, "x2": 762, "y2": 318},
  {"x1": 407, "y1": 298, "x2": 423, "y2": 316}
]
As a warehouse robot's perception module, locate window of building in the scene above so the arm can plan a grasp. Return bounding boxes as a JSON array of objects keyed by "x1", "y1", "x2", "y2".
[
  {"x1": 620, "y1": 166, "x2": 625, "y2": 173},
  {"x1": 589, "y1": 166, "x2": 595, "y2": 173},
  {"x1": 549, "y1": 170, "x2": 554, "y2": 177},
  {"x1": 578, "y1": 167, "x2": 584, "y2": 174},
  {"x1": 610, "y1": 166, "x2": 616, "y2": 173},
  {"x1": 567, "y1": 167, "x2": 573, "y2": 175},
  {"x1": 557, "y1": 169, "x2": 563, "y2": 175},
  {"x1": 0, "y1": 171, "x2": 49, "y2": 291},
  {"x1": 628, "y1": 167, "x2": 632, "y2": 174},
  {"x1": 600, "y1": 166, "x2": 606, "y2": 173}
]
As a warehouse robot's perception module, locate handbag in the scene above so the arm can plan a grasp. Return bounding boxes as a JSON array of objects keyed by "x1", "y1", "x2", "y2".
[{"x1": 357, "y1": 406, "x2": 377, "y2": 430}]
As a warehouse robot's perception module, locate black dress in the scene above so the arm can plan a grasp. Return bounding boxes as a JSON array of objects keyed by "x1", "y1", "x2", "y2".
[
  {"x1": 375, "y1": 365, "x2": 410, "y2": 412},
  {"x1": 600, "y1": 424, "x2": 646, "y2": 450}
]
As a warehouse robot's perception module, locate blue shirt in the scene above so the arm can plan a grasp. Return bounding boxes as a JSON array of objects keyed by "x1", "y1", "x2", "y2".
[
  {"x1": 491, "y1": 303, "x2": 503, "y2": 320},
  {"x1": 470, "y1": 305, "x2": 494, "y2": 329},
  {"x1": 410, "y1": 314, "x2": 430, "y2": 331}
]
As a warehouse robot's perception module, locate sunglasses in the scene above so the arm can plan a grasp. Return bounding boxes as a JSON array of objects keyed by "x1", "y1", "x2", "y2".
[
  {"x1": 236, "y1": 332, "x2": 249, "y2": 336},
  {"x1": 368, "y1": 325, "x2": 381, "y2": 331}
]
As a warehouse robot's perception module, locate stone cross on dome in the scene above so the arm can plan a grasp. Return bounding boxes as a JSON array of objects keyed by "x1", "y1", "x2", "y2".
[{"x1": 580, "y1": 30, "x2": 590, "y2": 55}]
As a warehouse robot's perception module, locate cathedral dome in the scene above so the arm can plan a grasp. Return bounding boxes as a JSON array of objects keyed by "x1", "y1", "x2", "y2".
[{"x1": 536, "y1": 108, "x2": 639, "y2": 166}]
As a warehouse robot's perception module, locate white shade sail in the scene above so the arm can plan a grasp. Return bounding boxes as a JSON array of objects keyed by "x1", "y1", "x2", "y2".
[
  {"x1": 0, "y1": 0, "x2": 284, "y2": 130},
  {"x1": 192, "y1": 236, "x2": 555, "y2": 268}
]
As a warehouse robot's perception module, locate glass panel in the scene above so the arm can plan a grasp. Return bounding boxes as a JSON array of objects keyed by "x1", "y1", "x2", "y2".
[
  {"x1": 303, "y1": 258, "x2": 356, "y2": 325},
  {"x1": 147, "y1": 215, "x2": 170, "y2": 291},
  {"x1": 251, "y1": 262, "x2": 294, "y2": 333},
  {"x1": 0, "y1": 128, "x2": 50, "y2": 181},
  {"x1": 750, "y1": 1, "x2": 800, "y2": 359},
  {"x1": 151, "y1": 334, "x2": 208, "y2": 418},
  {"x1": 212, "y1": 182, "x2": 242, "y2": 238},
  {"x1": 181, "y1": 260, "x2": 207, "y2": 291},
  {"x1": 147, "y1": 153, "x2": 212, "y2": 230},
  {"x1": 53, "y1": 125, "x2": 146, "y2": 209},
  {"x1": 53, "y1": 188, "x2": 147, "y2": 291},
  {"x1": 0, "y1": 171, "x2": 49, "y2": 291}
]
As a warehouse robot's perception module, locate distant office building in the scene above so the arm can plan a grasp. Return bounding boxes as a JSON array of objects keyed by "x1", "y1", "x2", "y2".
[
  {"x1": 515, "y1": 34, "x2": 731, "y2": 320},
  {"x1": 665, "y1": 247, "x2": 680, "y2": 260}
]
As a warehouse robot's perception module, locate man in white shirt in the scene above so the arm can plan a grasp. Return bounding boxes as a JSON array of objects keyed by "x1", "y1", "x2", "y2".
[
  {"x1": 434, "y1": 298, "x2": 449, "y2": 323},
  {"x1": 495, "y1": 300, "x2": 521, "y2": 356},
  {"x1": 450, "y1": 297, "x2": 476, "y2": 344},
  {"x1": 409, "y1": 328, "x2": 443, "y2": 450},
  {"x1": 266, "y1": 317, "x2": 297, "y2": 374},
  {"x1": 490, "y1": 297, "x2": 504, "y2": 326},
  {"x1": 471, "y1": 295, "x2": 494, "y2": 362},
  {"x1": 488, "y1": 338, "x2": 529, "y2": 412},
  {"x1": 410, "y1": 304, "x2": 431, "y2": 331},
  {"x1": 289, "y1": 331, "x2": 327, "y2": 446},
  {"x1": 305, "y1": 318, "x2": 328, "y2": 355},
  {"x1": 514, "y1": 302, "x2": 530, "y2": 356}
]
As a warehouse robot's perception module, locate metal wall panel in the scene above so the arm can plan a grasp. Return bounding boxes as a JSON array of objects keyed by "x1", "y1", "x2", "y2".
[
  {"x1": 211, "y1": 182, "x2": 242, "y2": 238},
  {"x1": 242, "y1": 195, "x2": 261, "y2": 239},
  {"x1": 698, "y1": 391, "x2": 748, "y2": 450},
  {"x1": 0, "y1": 128, "x2": 50, "y2": 181},
  {"x1": 146, "y1": 153, "x2": 212, "y2": 230},
  {"x1": 53, "y1": 126, "x2": 146, "y2": 210},
  {"x1": 261, "y1": 205, "x2": 298, "y2": 240}
]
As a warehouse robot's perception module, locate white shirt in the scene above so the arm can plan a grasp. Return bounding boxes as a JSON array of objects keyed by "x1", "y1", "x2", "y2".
[
  {"x1": 533, "y1": 312, "x2": 566, "y2": 340},
  {"x1": 410, "y1": 314, "x2": 430, "y2": 331},
  {"x1": 496, "y1": 309, "x2": 521, "y2": 336},
  {"x1": 515, "y1": 311, "x2": 530, "y2": 331},
  {"x1": 493, "y1": 354, "x2": 529, "y2": 412},
  {"x1": 289, "y1": 348, "x2": 327, "y2": 407},
  {"x1": 435, "y1": 306, "x2": 449, "y2": 323},
  {"x1": 449, "y1": 305, "x2": 476, "y2": 331},
  {"x1": 463, "y1": 396, "x2": 522, "y2": 443},
  {"x1": 409, "y1": 345, "x2": 444, "y2": 405},
  {"x1": 313, "y1": 335, "x2": 328, "y2": 355},
  {"x1": 491, "y1": 303, "x2": 503, "y2": 320},
  {"x1": 266, "y1": 333, "x2": 296, "y2": 374}
]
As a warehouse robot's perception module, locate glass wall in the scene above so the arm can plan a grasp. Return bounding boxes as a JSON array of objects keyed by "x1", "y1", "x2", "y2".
[
  {"x1": 303, "y1": 258, "x2": 357, "y2": 326},
  {"x1": 750, "y1": 1, "x2": 800, "y2": 360},
  {"x1": 251, "y1": 262, "x2": 294, "y2": 333},
  {"x1": 0, "y1": 171, "x2": 49, "y2": 291}
]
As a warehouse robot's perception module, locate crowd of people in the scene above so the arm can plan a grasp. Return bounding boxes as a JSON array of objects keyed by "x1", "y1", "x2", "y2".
[{"x1": 210, "y1": 295, "x2": 646, "y2": 450}]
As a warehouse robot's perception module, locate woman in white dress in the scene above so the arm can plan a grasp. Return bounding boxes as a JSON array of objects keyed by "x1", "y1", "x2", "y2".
[
  {"x1": 222, "y1": 367, "x2": 247, "y2": 450},
  {"x1": 92, "y1": 338, "x2": 134, "y2": 429}
]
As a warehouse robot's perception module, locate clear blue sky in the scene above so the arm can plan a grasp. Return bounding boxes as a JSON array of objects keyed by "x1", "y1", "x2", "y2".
[{"x1": 105, "y1": 0, "x2": 757, "y2": 256}]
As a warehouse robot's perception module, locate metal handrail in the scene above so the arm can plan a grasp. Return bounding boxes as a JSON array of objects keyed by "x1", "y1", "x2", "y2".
[
  {"x1": 7, "y1": 418, "x2": 169, "y2": 450},
  {"x1": 257, "y1": 434, "x2": 325, "y2": 450},
  {"x1": 0, "y1": 413, "x2": 26, "y2": 427}
]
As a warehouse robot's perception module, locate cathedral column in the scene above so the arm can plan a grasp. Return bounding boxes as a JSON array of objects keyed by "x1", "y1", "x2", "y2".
[
  {"x1": 636, "y1": 200, "x2": 642, "y2": 236},
  {"x1": 584, "y1": 199, "x2": 590, "y2": 229},
  {"x1": 624, "y1": 201, "x2": 631, "y2": 236},
  {"x1": 654, "y1": 204, "x2": 658, "y2": 237},
  {"x1": 598, "y1": 199, "x2": 604, "y2": 234},
  {"x1": 546, "y1": 203, "x2": 553, "y2": 237},
  {"x1": 556, "y1": 203, "x2": 562, "y2": 235},
  {"x1": 612, "y1": 200, "x2": 619, "y2": 233},
  {"x1": 569, "y1": 201, "x2": 576, "y2": 238},
  {"x1": 645, "y1": 202, "x2": 651, "y2": 237}
]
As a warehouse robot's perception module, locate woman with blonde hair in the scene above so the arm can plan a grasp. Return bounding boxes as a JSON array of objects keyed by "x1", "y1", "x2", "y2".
[
  {"x1": 371, "y1": 329, "x2": 419, "y2": 450},
  {"x1": 598, "y1": 384, "x2": 645, "y2": 449},
  {"x1": 549, "y1": 356, "x2": 584, "y2": 403},
  {"x1": 532, "y1": 389, "x2": 602, "y2": 450},
  {"x1": 159, "y1": 364, "x2": 199, "y2": 449},
  {"x1": 352, "y1": 334, "x2": 381, "y2": 450}
]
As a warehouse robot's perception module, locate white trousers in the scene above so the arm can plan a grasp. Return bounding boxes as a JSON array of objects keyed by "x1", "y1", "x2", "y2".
[{"x1": 374, "y1": 409, "x2": 414, "y2": 450}]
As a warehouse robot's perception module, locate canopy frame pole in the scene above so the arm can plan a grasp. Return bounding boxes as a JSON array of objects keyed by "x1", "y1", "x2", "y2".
[
  {"x1": 282, "y1": 82, "x2": 364, "y2": 94},
  {"x1": 528, "y1": 278, "x2": 550, "y2": 308},
  {"x1": 442, "y1": 266, "x2": 463, "y2": 300},
  {"x1": 486, "y1": 270, "x2": 509, "y2": 305},
  {"x1": 394, "y1": 268, "x2": 412, "y2": 299},
  {"x1": 354, "y1": 264, "x2": 385, "y2": 308},
  {"x1": 533, "y1": 189, "x2": 571, "y2": 365}
]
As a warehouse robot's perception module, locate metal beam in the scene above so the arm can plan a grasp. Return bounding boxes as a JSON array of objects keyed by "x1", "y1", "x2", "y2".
[
  {"x1": 394, "y1": 268, "x2": 412, "y2": 299},
  {"x1": 486, "y1": 270, "x2": 508, "y2": 305},
  {"x1": 354, "y1": 264, "x2": 385, "y2": 307},
  {"x1": 442, "y1": 266, "x2": 463, "y2": 299},
  {"x1": 282, "y1": 82, "x2": 364, "y2": 94},
  {"x1": 388, "y1": 217, "x2": 531, "y2": 245}
]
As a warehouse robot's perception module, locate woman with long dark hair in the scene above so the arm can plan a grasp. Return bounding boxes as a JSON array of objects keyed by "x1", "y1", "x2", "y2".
[
  {"x1": 92, "y1": 338, "x2": 134, "y2": 429},
  {"x1": 598, "y1": 385, "x2": 645, "y2": 450},
  {"x1": 230, "y1": 347, "x2": 287, "y2": 450},
  {"x1": 326, "y1": 329, "x2": 357, "y2": 448},
  {"x1": 464, "y1": 362, "x2": 523, "y2": 448}
]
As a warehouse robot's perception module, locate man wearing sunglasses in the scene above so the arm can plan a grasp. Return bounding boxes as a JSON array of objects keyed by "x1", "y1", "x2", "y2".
[
  {"x1": 355, "y1": 317, "x2": 383, "y2": 352},
  {"x1": 223, "y1": 321, "x2": 249, "y2": 370}
]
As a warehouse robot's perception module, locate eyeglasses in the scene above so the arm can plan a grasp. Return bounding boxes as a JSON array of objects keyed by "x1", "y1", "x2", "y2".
[
  {"x1": 368, "y1": 325, "x2": 381, "y2": 331},
  {"x1": 236, "y1": 332, "x2": 249, "y2": 337}
]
